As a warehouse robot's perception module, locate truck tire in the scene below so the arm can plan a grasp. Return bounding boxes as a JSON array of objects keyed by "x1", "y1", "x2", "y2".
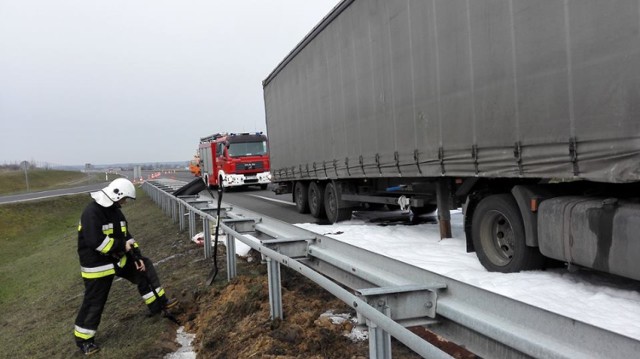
[
  {"x1": 471, "y1": 194, "x2": 544, "y2": 272},
  {"x1": 324, "y1": 182, "x2": 352, "y2": 223},
  {"x1": 293, "y1": 182, "x2": 310, "y2": 214},
  {"x1": 308, "y1": 182, "x2": 325, "y2": 218}
]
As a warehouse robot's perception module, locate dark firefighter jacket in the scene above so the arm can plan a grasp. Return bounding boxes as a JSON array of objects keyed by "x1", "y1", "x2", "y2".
[{"x1": 77, "y1": 201, "x2": 132, "y2": 279}]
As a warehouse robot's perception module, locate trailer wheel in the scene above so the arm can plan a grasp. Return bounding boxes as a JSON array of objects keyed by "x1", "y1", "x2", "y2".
[
  {"x1": 308, "y1": 182, "x2": 325, "y2": 218},
  {"x1": 293, "y1": 182, "x2": 310, "y2": 213},
  {"x1": 324, "y1": 182, "x2": 352, "y2": 223},
  {"x1": 472, "y1": 194, "x2": 544, "y2": 272}
]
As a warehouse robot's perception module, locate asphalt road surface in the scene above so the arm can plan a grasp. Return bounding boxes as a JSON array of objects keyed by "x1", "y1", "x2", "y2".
[
  {"x1": 219, "y1": 186, "x2": 327, "y2": 225},
  {"x1": 0, "y1": 170, "x2": 323, "y2": 226},
  {"x1": 161, "y1": 170, "x2": 326, "y2": 225}
]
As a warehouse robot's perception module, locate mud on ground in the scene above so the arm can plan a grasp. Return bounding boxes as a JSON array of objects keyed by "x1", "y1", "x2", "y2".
[
  {"x1": 173, "y1": 246, "x2": 372, "y2": 358},
  {"x1": 157, "y1": 241, "x2": 430, "y2": 359}
]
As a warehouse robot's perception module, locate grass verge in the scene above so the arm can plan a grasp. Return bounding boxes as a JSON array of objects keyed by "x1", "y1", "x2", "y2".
[
  {"x1": 0, "y1": 188, "x2": 205, "y2": 358},
  {"x1": 0, "y1": 169, "x2": 105, "y2": 195}
]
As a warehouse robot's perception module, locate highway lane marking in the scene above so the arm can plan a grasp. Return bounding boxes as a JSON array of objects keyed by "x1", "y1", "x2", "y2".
[
  {"x1": 246, "y1": 194, "x2": 295, "y2": 206},
  {"x1": 0, "y1": 183, "x2": 107, "y2": 205}
]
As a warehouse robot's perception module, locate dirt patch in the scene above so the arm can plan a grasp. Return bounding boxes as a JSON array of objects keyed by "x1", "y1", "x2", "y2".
[
  {"x1": 153, "y1": 238, "x2": 472, "y2": 359},
  {"x1": 161, "y1": 242, "x2": 482, "y2": 359},
  {"x1": 169, "y1": 246, "x2": 371, "y2": 358}
]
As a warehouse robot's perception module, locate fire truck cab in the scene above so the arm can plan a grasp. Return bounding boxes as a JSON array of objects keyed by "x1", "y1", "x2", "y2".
[{"x1": 198, "y1": 132, "x2": 270, "y2": 189}]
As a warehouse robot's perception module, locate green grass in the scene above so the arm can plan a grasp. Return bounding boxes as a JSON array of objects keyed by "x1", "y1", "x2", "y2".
[
  {"x1": 0, "y1": 168, "x2": 104, "y2": 195},
  {"x1": 0, "y1": 195, "x2": 85, "y2": 307},
  {"x1": 0, "y1": 194, "x2": 90, "y2": 358},
  {"x1": 0, "y1": 189, "x2": 201, "y2": 358}
]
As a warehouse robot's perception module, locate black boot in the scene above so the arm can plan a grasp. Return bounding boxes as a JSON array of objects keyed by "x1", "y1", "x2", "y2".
[
  {"x1": 77, "y1": 341, "x2": 100, "y2": 356},
  {"x1": 148, "y1": 297, "x2": 179, "y2": 316}
]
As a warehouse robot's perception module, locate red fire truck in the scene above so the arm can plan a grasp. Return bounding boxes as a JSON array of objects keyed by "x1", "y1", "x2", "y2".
[{"x1": 198, "y1": 132, "x2": 271, "y2": 189}]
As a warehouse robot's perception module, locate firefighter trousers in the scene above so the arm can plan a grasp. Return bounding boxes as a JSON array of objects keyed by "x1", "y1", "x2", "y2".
[{"x1": 74, "y1": 257, "x2": 169, "y2": 344}]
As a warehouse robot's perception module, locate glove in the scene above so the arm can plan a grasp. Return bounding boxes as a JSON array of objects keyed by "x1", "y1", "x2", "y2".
[
  {"x1": 126, "y1": 240, "x2": 146, "y2": 272},
  {"x1": 125, "y1": 239, "x2": 136, "y2": 252},
  {"x1": 134, "y1": 257, "x2": 146, "y2": 272}
]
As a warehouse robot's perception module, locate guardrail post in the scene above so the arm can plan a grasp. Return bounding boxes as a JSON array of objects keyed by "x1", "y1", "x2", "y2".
[
  {"x1": 188, "y1": 209, "x2": 196, "y2": 239},
  {"x1": 179, "y1": 204, "x2": 185, "y2": 231},
  {"x1": 222, "y1": 219, "x2": 255, "y2": 281},
  {"x1": 267, "y1": 257, "x2": 283, "y2": 320},
  {"x1": 226, "y1": 231, "x2": 237, "y2": 281},
  {"x1": 172, "y1": 201, "x2": 178, "y2": 223},
  {"x1": 162, "y1": 194, "x2": 168, "y2": 215},
  {"x1": 368, "y1": 306, "x2": 392, "y2": 359},
  {"x1": 203, "y1": 217, "x2": 211, "y2": 259},
  {"x1": 164, "y1": 195, "x2": 171, "y2": 216}
]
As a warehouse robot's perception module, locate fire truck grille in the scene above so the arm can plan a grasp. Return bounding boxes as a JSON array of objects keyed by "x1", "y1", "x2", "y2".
[{"x1": 241, "y1": 162, "x2": 263, "y2": 170}]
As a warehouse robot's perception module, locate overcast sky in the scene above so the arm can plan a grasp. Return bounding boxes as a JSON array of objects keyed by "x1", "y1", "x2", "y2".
[{"x1": 0, "y1": 0, "x2": 340, "y2": 166}]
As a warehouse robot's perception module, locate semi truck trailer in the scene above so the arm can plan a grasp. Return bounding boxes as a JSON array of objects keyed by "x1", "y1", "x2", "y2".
[{"x1": 262, "y1": 0, "x2": 640, "y2": 281}]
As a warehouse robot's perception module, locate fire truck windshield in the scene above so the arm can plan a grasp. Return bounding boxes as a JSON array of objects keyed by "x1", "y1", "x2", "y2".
[{"x1": 227, "y1": 141, "x2": 267, "y2": 157}]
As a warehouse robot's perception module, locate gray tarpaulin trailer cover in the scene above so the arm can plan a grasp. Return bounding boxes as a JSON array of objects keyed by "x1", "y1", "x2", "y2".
[
  {"x1": 263, "y1": 0, "x2": 640, "y2": 184},
  {"x1": 263, "y1": 0, "x2": 640, "y2": 282}
]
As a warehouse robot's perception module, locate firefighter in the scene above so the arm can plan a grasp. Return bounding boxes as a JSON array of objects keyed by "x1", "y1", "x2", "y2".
[{"x1": 73, "y1": 178, "x2": 177, "y2": 355}]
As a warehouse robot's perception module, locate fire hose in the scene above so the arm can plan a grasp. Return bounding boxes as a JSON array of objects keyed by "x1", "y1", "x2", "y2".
[{"x1": 206, "y1": 183, "x2": 224, "y2": 285}]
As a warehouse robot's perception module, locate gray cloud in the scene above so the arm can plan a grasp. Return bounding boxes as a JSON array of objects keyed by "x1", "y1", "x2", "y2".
[{"x1": 0, "y1": 0, "x2": 340, "y2": 165}]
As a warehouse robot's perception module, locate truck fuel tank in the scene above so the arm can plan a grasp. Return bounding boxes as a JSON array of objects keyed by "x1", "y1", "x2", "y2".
[{"x1": 537, "y1": 197, "x2": 640, "y2": 281}]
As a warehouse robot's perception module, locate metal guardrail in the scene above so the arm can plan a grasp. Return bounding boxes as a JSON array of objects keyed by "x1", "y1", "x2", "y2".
[
  {"x1": 143, "y1": 180, "x2": 452, "y2": 358},
  {"x1": 142, "y1": 180, "x2": 640, "y2": 359}
]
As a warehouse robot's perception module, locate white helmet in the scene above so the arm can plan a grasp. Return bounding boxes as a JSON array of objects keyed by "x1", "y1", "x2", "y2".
[{"x1": 91, "y1": 178, "x2": 136, "y2": 207}]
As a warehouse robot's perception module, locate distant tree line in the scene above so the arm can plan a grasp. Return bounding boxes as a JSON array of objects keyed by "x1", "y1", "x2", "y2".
[{"x1": 0, "y1": 161, "x2": 49, "y2": 170}]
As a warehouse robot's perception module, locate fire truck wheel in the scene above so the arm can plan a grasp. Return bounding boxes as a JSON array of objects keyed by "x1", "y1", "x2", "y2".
[
  {"x1": 293, "y1": 181, "x2": 310, "y2": 214},
  {"x1": 308, "y1": 182, "x2": 325, "y2": 218}
]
